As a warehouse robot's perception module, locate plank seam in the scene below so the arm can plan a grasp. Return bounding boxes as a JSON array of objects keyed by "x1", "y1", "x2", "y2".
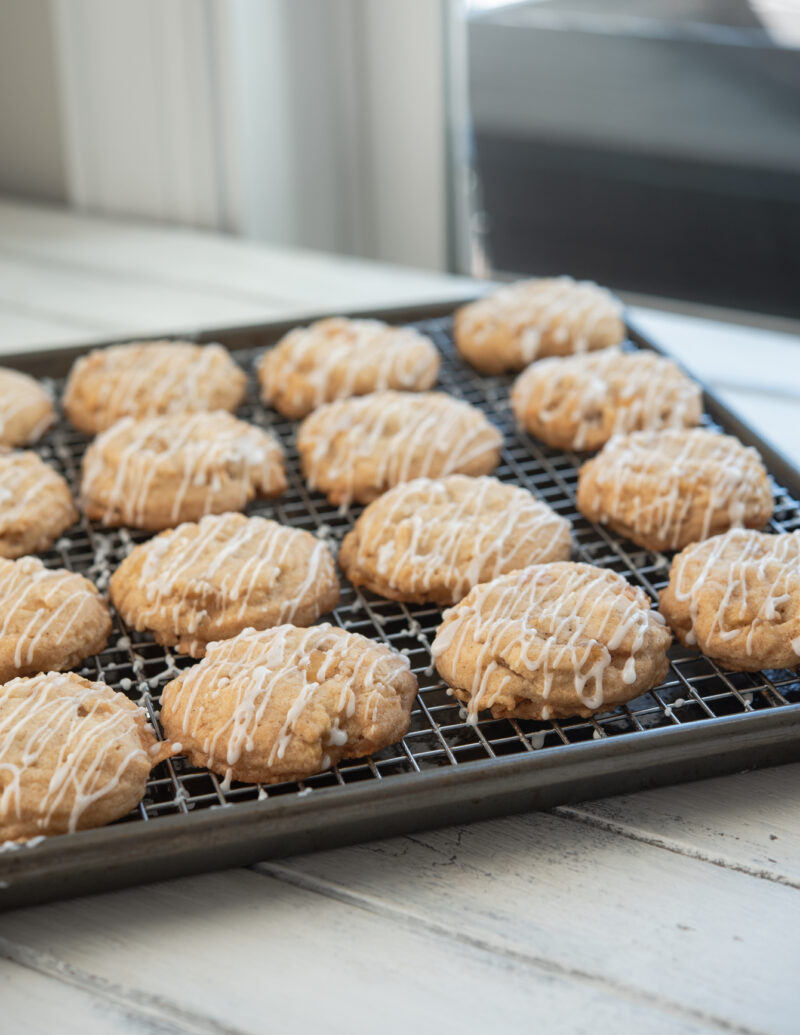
[
  {"x1": 553, "y1": 806, "x2": 800, "y2": 890},
  {"x1": 252, "y1": 860, "x2": 764, "y2": 1035},
  {"x1": 0, "y1": 936, "x2": 247, "y2": 1035}
]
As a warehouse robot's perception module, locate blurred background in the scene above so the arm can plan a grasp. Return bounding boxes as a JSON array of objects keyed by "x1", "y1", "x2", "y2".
[{"x1": 1, "y1": 0, "x2": 799, "y2": 320}]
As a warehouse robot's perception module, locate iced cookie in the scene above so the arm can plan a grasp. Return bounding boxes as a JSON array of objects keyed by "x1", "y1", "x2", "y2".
[{"x1": 161, "y1": 623, "x2": 418, "y2": 784}]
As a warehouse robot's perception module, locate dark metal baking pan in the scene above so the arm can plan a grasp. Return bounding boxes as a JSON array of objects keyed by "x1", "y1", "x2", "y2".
[{"x1": 0, "y1": 301, "x2": 798, "y2": 912}]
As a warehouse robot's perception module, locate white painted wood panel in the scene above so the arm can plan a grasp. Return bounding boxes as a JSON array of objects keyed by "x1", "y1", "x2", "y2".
[
  {"x1": 559, "y1": 762, "x2": 800, "y2": 887},
  {"x1": 0, "y1": 869, "x2": 711, "y2": 1035},
  {"x1": 0, "y1": 200, "x2": 476, "y2": 306},
  {"x1": 0, "y1": 307, "x2": 102, "y2": 351},
  {"x1": 0, "y1": 956, "x2": 191, "y2": 1035},
  {"x1": 258, "y1": 810, "x2": 797, "y2": 1034}
]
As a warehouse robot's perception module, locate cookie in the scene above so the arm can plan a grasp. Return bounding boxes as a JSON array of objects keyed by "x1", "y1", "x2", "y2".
[
  {"x1": 258, "y1": 317, "x2": 440, "y2": 419},
  {"x1": 63, "y1": 339, "x2": 247, "y2": 434},
  {"x1": 576, "y1": 429, "x2": 773, "y2": 552},
  {"x1": 0, "y1": 556, "x2": 112, "y2": 682},
  {"x1": 161, "y1": 623, "x2": 418, "y2": 784},
  {"x1": 339, "y1": 475, "x2": 571, "y2": 605},
  {"x1": 0, "y1": 672, "x2": 170, "y2": 840},
  {"x1": 297, "y1": 390, "x2": 502, "y2": 507},
  {"x1": 659, "y1": 529, "x2": 800, "y2": 671},
  {"x1": 511, "y1": 347, "x2": 703, "y2": 451},
  {"x1": 110, "y1": 513, "x2": 340, "y2": 657},
  {"x1": 432, "y1": 562, "x2": 671, "y2": 721},
  {"x1": 0, "y1": 451, "x2": 78, "y2": 558},
  {"x1": 454, "y1": 277, "x2": 625, "y2": 375},
  {"x1": 81, "y1": 411, "x2": 287, "y2": 530},
  {"x1": 0, "y1": 368, "x2": 55, "y2": 446}
]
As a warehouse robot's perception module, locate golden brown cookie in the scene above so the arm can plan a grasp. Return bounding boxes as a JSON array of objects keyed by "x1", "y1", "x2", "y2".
[
  {"x1": 0, "y1": 450, "x2": 78, "y2": 558},
  {"x1": 576, "y1": 429, "x2": 773, "y2": 552},
  {"x1": 258, "y1": 317, "x2": 440, "y2": 419},
  {"x1": 0, "y1": 556, "x2": 112, "y2": 682},
  {"x1": 339, "y1": 475, "x2": 571, "y2": 605},
  {"x1": 454, "y1": 277, "x2": 625, "y2": 375},
  {"x1": 110, "y1": 513, "x2": 340, "y2": 657},
  {"x1": 511, "y1": 347, "x2": 703, "y2": 451},
  {"x1": 63, "y1": 339, "x2": 247, "y2": 434},
  {"x1": 432, "y1": 562, "x2": 671, "y2": 721},
  {"x1": 0, "y1": 368, "x2": 55, "y2": 446},
  {"x1": 297, "y1": 390, "x2": 502, "y2": 507},
  {"x1": 659, "y1": 529, "x2": 800, "y2": 671},
  {"x1": 0, "y1": 672, "x2": 170, "y2": 840},
  {"x1": 161, "y1": 623, "x2": 418, "y2": 784},
  {"x1": 81, "y1": 411, "x2": 287, "y2": 530}
]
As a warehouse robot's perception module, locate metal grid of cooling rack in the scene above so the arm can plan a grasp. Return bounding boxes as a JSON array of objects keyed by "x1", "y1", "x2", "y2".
[{"x1": 30, "y1": 315, "x2": 800, "y2": 830}]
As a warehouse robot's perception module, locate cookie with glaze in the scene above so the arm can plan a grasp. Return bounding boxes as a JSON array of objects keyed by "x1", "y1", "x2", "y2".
[
  {"x1": 432, "y1": 562, "x2": 671, "y2": 720},
  {"x1": 577, "y1": 428, "x2": 773, "y2": 552},
  {"x1": 0, "y1": 556, "x2": 112, "y2": 682},
  {"x1": 0, "y1": 368, "x2": 55, "y2": 446},
  {"x1": 64, "y1": 339, "x2": 247, "y2": 434},
  {"x1": 297, "y1": 390, "x2": 502, "y2": 507},
  {"x1": 0, "y1": 450, "x2": 78, "y2": 558},
  {"x1": 339, "y1": 474, "x2": 571, "y2": 605},
  {"x1": 81, "y1": 411, "x2": 287, "y2": 530},
  {"x1": 0, "y1": 671, "x2": 170, "y2": 841},
  {"x1": 258, "y1": 317, "x2": 440, "y2": 419},
  {"x1": 161, "y1": 623, "x2": 418, "y2": 784},
  {"x1": 511, "y1": 347, "x2": 702, "y2": 452},
  {"x1": 659, "y1": 528, "x2": 800, "y2": 671},
  {"x1": 454, "y1": 277, "x2": 624, "y2": 375},
  {"x1": 111, "y1": 512, "x2": 340, "y2": 657}
]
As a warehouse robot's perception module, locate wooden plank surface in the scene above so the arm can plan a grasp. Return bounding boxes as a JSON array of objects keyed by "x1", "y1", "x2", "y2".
[{"x1": 0, "y1": 867, "x2": 718, "y2": 1035}]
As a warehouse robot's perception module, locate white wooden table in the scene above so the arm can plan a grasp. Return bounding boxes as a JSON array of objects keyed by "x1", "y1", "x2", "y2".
[{"x1": 1, "y1": 200, "x2": 798, "y2": 1035}]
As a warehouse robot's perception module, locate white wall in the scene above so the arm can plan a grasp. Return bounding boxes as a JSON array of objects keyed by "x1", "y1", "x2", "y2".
[
  {"x1": 0, "y1": 0, "x2": 451, "y2": 270},
  {"x1": 0, "y1": 0, "x2": 67, "y2": 203}
]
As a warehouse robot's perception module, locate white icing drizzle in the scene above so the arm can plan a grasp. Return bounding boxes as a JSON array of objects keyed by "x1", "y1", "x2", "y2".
[
  {"x1": 0, "y1": 673, "x2": 151, "y2": 836},
  {"x1": 0, "y1": 557, "x2": 102, "y2": 669},
  {"x1": 298, "y1": 391, "x2": 502, "y2": 507},
  {"x1": 580, "y1": 429, "x2": 771, "y2": 550},
  {"x1": 0, "y1": 452, "x2": 74, "y2": 540},
  {"x1": 0, "y1": 369, "x2": 54, "y2": 444},
  {"x1": 260, "y1": 318, "x2": 439, "y2": 414},
  {"x1": 465, "y1": 276, "x2": 623, "y2": 359},
  {"x1": 81, "y1": 412, "x2": 285, "y2": 527},
  {"x1": 669, "y1": 529, "x2": 800, "y2": 657},
  {"x1": 66, "y1": 340, "x2": 244, "y2": 426},
  {"x1": 512, "y1": 347, "x2": 702, "y2": 450},
  {"x1": 118, "y1": 513, "x2": 333, "y2": 648},
  {"x1": 166, "y1": 623, "x2": 411, "y2": 781},
  {"x1": 347, "y1": 475, "x2": 570, "y2": 600},
  {"x1": 431, "y1": 563, "x2": 665, "y2": 721}
]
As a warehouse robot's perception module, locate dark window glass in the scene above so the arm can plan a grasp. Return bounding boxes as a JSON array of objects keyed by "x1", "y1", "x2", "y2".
[{"x1": 466, "y1": 1, "x2": 800, "y2": 316}]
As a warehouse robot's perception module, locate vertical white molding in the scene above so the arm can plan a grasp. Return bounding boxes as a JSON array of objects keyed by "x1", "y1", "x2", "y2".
[
  {"x1": 51, "y1": 0, "x2": 227, "y2": 228},
  {"x1": 50, "y1": 0, "x2": 451, "y2": 267}
]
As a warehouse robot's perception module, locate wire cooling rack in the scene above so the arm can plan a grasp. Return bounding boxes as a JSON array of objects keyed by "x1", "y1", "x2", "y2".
[{"x1": 27, "y1": 316, "x2": 800, "y2": 830}]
